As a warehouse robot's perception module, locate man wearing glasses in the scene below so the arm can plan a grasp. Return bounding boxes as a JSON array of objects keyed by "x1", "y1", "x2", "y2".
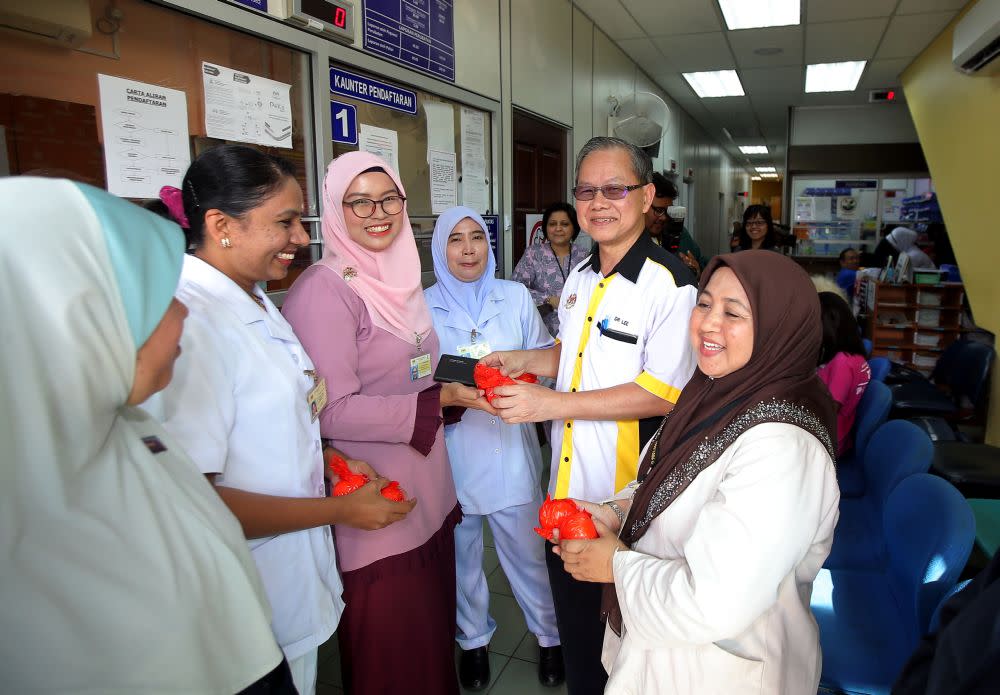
[
  {"x1": 645, "y1": 172, "x2": 707, "y2": 275},
  {"x1": 481, "y1": 136, "x2": 697, "y2": 695}
]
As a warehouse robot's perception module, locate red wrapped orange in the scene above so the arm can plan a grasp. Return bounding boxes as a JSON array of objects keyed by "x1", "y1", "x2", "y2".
[
  {"x1": 534, "y1": 494, "x2": 598, "y2": 540},
  {"x1": 328, "y1": 454, "x2": 407, "y2": 501},
  {"x1": 473, "y1": 363, "x2": 538, "y2": 404}
]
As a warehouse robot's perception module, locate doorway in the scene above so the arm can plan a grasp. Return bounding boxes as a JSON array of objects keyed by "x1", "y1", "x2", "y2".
[{"x1": 512, "y1": 110, "x2": 567, "y2": 270}]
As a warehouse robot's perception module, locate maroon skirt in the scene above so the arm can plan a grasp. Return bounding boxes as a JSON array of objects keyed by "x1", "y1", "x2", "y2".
[{"x1": 337, "y1": 504, "x2": 462, "y2": 695}]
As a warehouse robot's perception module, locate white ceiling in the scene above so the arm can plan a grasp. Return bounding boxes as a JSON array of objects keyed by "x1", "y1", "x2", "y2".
[{"x1": 571, "y1": 0, "x2": 965, "y2": 177}]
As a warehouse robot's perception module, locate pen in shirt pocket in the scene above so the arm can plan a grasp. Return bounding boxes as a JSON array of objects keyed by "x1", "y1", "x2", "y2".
[{"x1": 598, "y1": 316, "x2": 638, "y2": 344}]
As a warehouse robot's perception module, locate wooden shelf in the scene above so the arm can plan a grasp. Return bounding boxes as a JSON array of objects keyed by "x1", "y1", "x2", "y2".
[{"x1": 864, "y1": 281, "x2": 966, "y2": 366}]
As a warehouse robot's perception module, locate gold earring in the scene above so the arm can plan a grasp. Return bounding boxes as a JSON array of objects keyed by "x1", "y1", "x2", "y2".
[{"x1": 221, "y1": 237, "x2": 232, "y2": 248}]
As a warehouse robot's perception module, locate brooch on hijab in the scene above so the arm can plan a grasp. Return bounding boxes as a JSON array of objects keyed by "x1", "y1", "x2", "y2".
[
  {"x1": 565, "y1": 293, "x2": 577, "y2": 309},
  {"x1": 343, "y1": 266, "x2": 358, "y2": 281}
]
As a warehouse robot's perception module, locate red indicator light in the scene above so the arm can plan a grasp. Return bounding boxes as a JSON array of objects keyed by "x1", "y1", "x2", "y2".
[
  {"x1": 334, "y1": 6, "x2": 347, "y2": 28},
  {"x1": 887, "y1": 90, "x2": 896, "y2": 100}
]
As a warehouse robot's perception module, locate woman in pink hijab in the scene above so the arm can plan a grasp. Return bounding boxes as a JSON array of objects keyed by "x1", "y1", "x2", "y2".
[{"x1": 283, "y1": 152, "x2": 491, "y2": 695}]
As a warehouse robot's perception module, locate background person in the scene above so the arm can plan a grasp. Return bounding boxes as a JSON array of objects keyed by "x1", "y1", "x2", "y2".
[
  {"x1": 482, "y1": 136, "x2": 698, "y2": 695},
  {"x1": 0, "y1": 178, "x2": 292, "y2": 693},
  {"x1": 511, "y1": 201, "x2": 583, "y2": 337},
  {"x1": 283, "y1": 152, "x2": 489, "y2": 695},
  {"x1": 817, "y1": 291, "x2": 871, "y2": 457},
  {"x1": 737, "y1": 204, "x2": 779, "y2": 251},
  {"x1": 426, "y1": 206, "x2": 563, "y2": 690},
  {"x1": 644, "y1": 171, "x2": 706, "y2": 274},
  {"x1": 837, "y1": 247, "x2": 861, "y2": 300},
  {"x1": 146, "y1": 145, "x2": 409, "y2": 695},
  {"x1": 871, "y1": 226, "x2": 936, "y2": 270},
  {"x1": 556, "y1": 251, "x2": 840, "y2": 694}
]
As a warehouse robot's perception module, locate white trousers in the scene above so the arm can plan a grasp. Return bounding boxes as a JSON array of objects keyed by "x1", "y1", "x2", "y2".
[
  {"x1": 455, "y1": 495, "x2": 560, "y2": 651},
  {"x1": 288, "y1": 647, "x2": 318, "y2": 695}
]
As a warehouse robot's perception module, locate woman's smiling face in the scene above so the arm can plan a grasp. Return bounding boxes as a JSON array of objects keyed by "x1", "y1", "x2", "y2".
[{"x1": 689, "y1": 267, "x2": 754, "y2": 379}]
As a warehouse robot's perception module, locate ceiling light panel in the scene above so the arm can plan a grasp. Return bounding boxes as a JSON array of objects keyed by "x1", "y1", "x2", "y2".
[
  {"x1": 719, "y1": 0, "x2": 800, "y2": 30},
  {"x1": 740, "y1": 146, "x2": 769, "y2": 154},
  {"x1": 682, "y1": 70, "x2": 746, "y2": 97},
  {"x1": 805, "y1": 61, "x2": 867, "y2": 92},
  {"x1": 755, "y1": 166, "x2": 777, "y2": 172},
  {"x1": 761, "y1": 173, "x2": 780, "y2": 178}
]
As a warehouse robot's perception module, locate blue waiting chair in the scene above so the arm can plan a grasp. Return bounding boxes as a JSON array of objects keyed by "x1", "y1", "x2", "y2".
[
  {"x1": 826, "y1": 420, "x2": 934, "y2": 570},
  {"x1": 812, "y1": 474, "x2": 975, "y2": 695},
  {"x1": 837, "y1": 381, "x2": 893, "y2": 498},
  {"x1": 868, "y1": 357, "x2": 891, "y2": 383}
]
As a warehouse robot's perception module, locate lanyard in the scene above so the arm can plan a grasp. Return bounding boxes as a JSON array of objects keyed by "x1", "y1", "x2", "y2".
[{"x1": 550, "y1": 244, "x2": 572, "y2": 282}]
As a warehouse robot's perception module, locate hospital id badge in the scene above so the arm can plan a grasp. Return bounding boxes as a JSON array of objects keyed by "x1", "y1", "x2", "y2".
[
  {"x1": 307, "y1": 377, "x2": 328, "y2": 422},
  {"x1": 409, "y1": 353, "x2": 432, "y2": 381},
  {"x1": 457, "y1": 341, "x2": 492, "y2": 359}
]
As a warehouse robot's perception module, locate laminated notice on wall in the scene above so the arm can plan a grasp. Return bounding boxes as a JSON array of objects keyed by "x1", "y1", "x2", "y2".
[
  {"x1": 97, "y1": 74, "x2": 190, "y2": 199},
  {"x1": 429, "y1": 149, "x2": 457, "y2": 214},
  {"x1": 202, "y1": 62, "x2": 293, "y2": 149},
  {"x1": 359, "y1": 124, "x2": 399, "y2": 173}
]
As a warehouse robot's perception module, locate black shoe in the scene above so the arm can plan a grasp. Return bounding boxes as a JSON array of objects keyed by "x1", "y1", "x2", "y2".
[
  {"x1": 459, "y1": 646, "x2": 490, "y2": 691},
  {"x1": 538, "y1": 645, "x2": 565, "y2": 687}
]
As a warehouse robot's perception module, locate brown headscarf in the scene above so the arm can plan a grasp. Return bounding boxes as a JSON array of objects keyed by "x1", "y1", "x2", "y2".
[{"x1": 602, "y1": 250, "x2": 837, "y2": 636}]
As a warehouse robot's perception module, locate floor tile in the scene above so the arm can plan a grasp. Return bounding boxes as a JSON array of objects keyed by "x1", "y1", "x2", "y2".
[
  {"x1": 487, "y1": 593, "x2": 528, "y2": 656},
  {"x1": 512, "y1": 632, "x2": 540, "y2": 663},
  {"x1": 488, "y1": 656, "x2": 567, "y2": 695},
  {"x1": 452, "y1": 648, "x2": 509, "y2": 694},
  {"x1": 317, "y1": 640, "x2": 343, "y2": 688},
  {"x1": 483, "y1": 545, "x2": 500, "y2": 576},
  {"x1": 487, "y1": 562, "x2": 514, "y2": 597}
]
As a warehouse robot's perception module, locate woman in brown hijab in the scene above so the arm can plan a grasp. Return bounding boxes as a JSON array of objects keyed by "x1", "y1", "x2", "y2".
[{"x1": 555, "y1": 251, "x2": 840, "y2": 694}]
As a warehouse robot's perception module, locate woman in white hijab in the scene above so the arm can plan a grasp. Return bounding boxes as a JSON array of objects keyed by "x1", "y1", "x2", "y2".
[
  {"x1": 0, "y1": 178, "x2": 289, "y2": 693},
  {"x1": 873, "y1": 226, "x2": 936, "y2": 270}
]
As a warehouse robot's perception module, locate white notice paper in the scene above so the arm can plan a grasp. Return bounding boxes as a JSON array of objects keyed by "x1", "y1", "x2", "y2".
[
  {"x1": 97, "y1": 74, "x2": 190, "y2": 199},
  {"x1": 423, "y1": 101, "x2": 455, "y2": 159},
  {"x1": 460, "y1": 107, "x2": 489, "y2": 212},
  {"x1": 202, "y1": 62, "x2": 293, "y2": 149},
  {"x1": 429, "y1": 149, "x2": 458, "y2": 214},
  {"x1": 794, "y1": 197, "x2": 816, "y2": 222},
  {"x1": 359, "y1": 124, "x2": 399, "y2": 173}
]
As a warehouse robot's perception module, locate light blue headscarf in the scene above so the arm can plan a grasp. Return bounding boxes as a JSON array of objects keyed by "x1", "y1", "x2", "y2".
[{"x1": 430, "y1": 206, "x2": 498, "y2": 327}]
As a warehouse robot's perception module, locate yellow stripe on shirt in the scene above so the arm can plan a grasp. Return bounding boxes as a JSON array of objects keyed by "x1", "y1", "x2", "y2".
[
  {"x1": 555, "y1": 275, "x2": 616, "y2": 498},
  {"x1": 635, "y1": 370, "x2": 682, "y2": 403}
]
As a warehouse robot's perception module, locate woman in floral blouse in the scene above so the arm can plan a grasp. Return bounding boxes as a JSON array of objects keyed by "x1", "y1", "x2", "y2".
[{"x1": 512, "y1": 202, "x2": 583, "y2": 337}]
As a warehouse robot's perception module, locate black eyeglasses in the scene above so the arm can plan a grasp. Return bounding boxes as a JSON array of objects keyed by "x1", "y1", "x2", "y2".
[
  {"x1": 343, "y1": 195, "x2": 406, "y2": 218},
  {"x1": 571, "y1": 184, "x2": 645, "y2": 201},
  {"x1": 650, "y1": 205, "x2": 668, "y2": 218}
]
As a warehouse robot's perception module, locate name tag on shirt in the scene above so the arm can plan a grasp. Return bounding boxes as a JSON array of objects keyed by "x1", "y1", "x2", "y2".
[
  {"x1": 410, "y1": 353, "x2": 432, "y2": 381},
  {"x1": 307, "y1": 377, "x2": 328, "y2": 422},
  {"x1": 457, "y1": 341, "x2": 492, "y2": 359}
]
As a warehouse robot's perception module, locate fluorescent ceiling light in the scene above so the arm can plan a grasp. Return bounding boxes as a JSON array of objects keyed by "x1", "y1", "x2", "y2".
[
  {"x1": 755, "y1": 166, "x2": 776, "y2": 172},
  {"x1": 805, "y1": 61, "x2": 867, "y2": 93},
  {"x1": 682, "y1": 71, "x2": 745, "y2": 98},
  {"x1": 719, "y1": 0, "x2": 799, "y2": 30},
  {"x1": 740, "y1": 146, "x2": 769, "y2": 154},
  {"x1": 761, "y1": 173, "x2": 779, "y2": 178},
  {"x1": 751, "y1": 176, "x2": 762, "y2": 180}
]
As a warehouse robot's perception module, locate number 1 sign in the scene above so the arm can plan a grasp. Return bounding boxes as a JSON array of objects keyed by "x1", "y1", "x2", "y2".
[{"x1": 330, "y1": 101, "x2": 358, "y2": 145}]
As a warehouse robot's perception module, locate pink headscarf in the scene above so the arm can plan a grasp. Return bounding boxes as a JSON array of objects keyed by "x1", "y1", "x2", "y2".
[{"x1": 317, "y1": 151, "x2": 432, "y2": 346}]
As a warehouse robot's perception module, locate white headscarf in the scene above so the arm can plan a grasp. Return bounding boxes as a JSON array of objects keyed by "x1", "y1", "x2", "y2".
[
  {"x1": 888, "y1": 226, "x2": 936, "y2": 269},
  {"x1": 0, "y1": 178, "x2": 282, "y2": 691}
]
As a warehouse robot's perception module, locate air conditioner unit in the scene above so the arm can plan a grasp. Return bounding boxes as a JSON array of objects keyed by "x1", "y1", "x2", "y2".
[
  {"x1": 952, "y1": 0, "x2": 1000, "y2": 75},
  {"x1": 0, "y1": 0, "x2": 92, "y2": 48}
]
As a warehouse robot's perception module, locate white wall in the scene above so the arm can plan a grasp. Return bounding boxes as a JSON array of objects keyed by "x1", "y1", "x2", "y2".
[
  {"x1": 790, "y1": 104, "x2": 919, "y2": 145},
  {"x1": 404, "y1": 0, "x2": 750, "y2": 260}
]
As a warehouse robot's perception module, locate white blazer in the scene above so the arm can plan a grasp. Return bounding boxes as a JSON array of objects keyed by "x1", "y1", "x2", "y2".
[{"x1": 603, "y1": 422, "x2": 840, "y2": 695}]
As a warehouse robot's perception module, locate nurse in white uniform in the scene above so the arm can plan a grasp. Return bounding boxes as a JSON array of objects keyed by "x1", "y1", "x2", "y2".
[
  {"x1": 146, "y1": 145, "x2": 415, "y2": 695},
  {"x1": 425, "y1": 206, "x2": 563, "y2": 690}
]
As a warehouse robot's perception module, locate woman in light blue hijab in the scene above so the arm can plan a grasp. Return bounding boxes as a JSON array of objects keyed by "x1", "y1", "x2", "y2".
[
  {"x1": 425, "y1": 206, "x2": 565, "y2": 689},
  {"x1": 0, "y1": 178, "x2": 287, "y2": 692}
]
